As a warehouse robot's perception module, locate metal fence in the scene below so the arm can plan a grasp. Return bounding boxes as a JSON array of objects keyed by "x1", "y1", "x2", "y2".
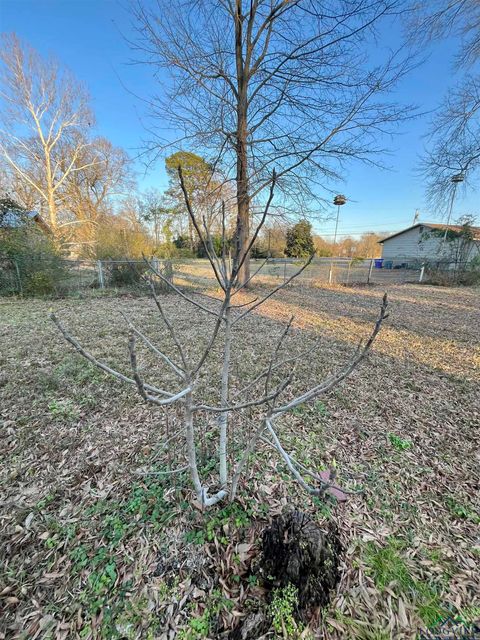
[
  {"x1": 0, "y1": 254, "x2": 475, "y2": 297},
  {"x1": 171, "y1": 257, "x2": 425, "y2": 287},
  {"x1": 0, "y1": 258, "x2": 173, "y2": 297}
]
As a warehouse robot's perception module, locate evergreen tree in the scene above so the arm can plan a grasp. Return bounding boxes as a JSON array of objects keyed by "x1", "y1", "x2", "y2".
[{"x1": 285, "y1": 220, "x2": 314, "y2": 258}]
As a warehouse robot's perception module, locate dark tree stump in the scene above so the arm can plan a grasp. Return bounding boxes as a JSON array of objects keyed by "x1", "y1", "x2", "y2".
[{"x1": 261, "y1": 510, "x2": 341, "y2": 613}]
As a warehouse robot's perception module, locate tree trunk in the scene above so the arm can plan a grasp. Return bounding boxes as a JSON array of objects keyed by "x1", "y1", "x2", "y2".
[
  {"x1": 188, "y1": 217, "x2": 195, "y2": 252},
  {"x1": 47, "y1": 190, "x2": 58, "y2": 235},
  {"x1": 235, "y1": 0, "x2": 250, "y2": 287},
  {"x1": 218, "y1": 299, "x2": 232, "y2": 486}
]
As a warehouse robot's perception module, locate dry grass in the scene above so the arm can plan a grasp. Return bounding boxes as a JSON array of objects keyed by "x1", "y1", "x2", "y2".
[{"x1": 0, "y1": 281, "x2": 479, "y2": 639}]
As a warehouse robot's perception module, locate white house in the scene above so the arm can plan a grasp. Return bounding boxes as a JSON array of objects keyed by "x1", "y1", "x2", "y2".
[{"x1": 378, "y1": 223, "x2": 480, "y2": 266}]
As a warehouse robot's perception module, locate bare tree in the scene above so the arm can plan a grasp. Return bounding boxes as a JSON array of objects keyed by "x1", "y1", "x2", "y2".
[
  {"x1": 0, "y1": 34, "x2": 96, "y2": 239},
  {"x1": 413, "y1": 0, "x2": 480, "y2": 69},
  {"x1": 415, "y1": 1, "x2": 480, "y2": 208},
  {"x1": 51, "y1": 167, "x2": 389, "y2": 508},
  {"x1": 131, "y1": 0, "x2": 415, "y2": 285},
  {"x1": 61, "y1": 136, "x2": 133, "y2": 256}
]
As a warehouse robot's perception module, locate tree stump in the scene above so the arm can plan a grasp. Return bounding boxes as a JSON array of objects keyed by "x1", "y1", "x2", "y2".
[{"x1": 261, "y1": 510, "x2": 341, "y2": 613}]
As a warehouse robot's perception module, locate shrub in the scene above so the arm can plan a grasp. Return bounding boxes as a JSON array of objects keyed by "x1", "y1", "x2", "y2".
[
  {"x1": 0, "y1": 223, "x2": 67, "y2": 297},
  {"x1": 23, "y1": 271, "x2": 55, "y2": 296},
  {"x1": 107, "y1": 262, "x2": 148, "y2": 287}
]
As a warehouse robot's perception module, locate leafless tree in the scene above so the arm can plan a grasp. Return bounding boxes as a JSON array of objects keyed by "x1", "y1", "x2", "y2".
[
  {"x1": 421, "y1": 80, "x2": 480, "y2": 209},
  {"x1": 0, "y1": 34, "x2": 97, "y2": 239},
  {"x1": 61, "y1": 136, "x2": 133, "y2": 256},
  {"x1": 51, "y1": 167, "x2": 388, "y2": 508},
  {"x1": 130, "y1": 0, "x2": 416, "y2": 285},
  {"x1": 415, "y1": 1, "x2": 480, "y2": 208},
  {"x1": 413, "y1": 0, "x2": 480, "y2": 69}
]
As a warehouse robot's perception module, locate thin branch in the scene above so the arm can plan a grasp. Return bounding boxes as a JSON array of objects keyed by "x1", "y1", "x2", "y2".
[
  {"x1": 231, "y1": 256, "x2": 270, "y2": 296},
  {"x1": 121, "y1": 311, "x2": 185, "y2": 380},
  {"x1": 128, "y1": 331, "x2": 192, "y2": 407},
  {"x1": 259, "y1": 435, "x2": 362, "y2": 495},
  {"x1": 149, "y1": 281, "x2": 189, "y2": 371},
  {"x1": 265, "y1": 418, "x2": 326, "y2": 496},
  {"x1": 273, "y1": 293, "x2": 389, "y2": 414},
  {"x1": 128, "y1": 331, "x2": 149, "y2": 401},
  {"x1": 145, "y1": 258, "x2": 222, "y2": 319},
  {"x1": 177, "y1": 165, "x2": 226, "y2": 290},
  {"x1": 51, "y1": 313, "x2": 175, "y2": 398},
  {"x1": 193, "y1": 374, "x2": 292, "y2": 413},
  {"x1": 232, "y1": 253, "x2": 315, "y2": 325}
]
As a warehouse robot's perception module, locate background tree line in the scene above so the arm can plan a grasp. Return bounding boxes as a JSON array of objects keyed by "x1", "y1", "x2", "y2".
[{"x1": 252, "y1": 220, "x2": 383, "y2": 259}]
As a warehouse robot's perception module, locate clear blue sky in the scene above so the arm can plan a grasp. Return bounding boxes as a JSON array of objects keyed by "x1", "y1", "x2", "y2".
[{"x1": 0, "y1": 0, "x2": 477, "y2": 238}]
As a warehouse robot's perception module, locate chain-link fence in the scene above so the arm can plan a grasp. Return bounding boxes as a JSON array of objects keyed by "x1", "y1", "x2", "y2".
[
  {"x1": 171, "y1": 257, "x2": 425, "y2": 287},
  {"x1": 1, "y1": 254, "x2": 477, "y2": 297},
  {"x1": 0, "y1": 257, "x2": 174, "y2": 297}
]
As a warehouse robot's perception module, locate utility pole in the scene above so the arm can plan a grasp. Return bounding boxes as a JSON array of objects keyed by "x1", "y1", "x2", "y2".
[
  {"x1": 328, "y1": 195, "x2": 347, "y2": 285},
  {"x1": 412, "y1": 209, "x2": 419, "y2": 225},
  {"x1": 442, "y1": 174, "x2": 464, "y2": 256}
]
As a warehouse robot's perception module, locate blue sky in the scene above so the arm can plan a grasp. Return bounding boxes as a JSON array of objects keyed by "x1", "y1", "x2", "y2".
[{"x1": 0, "y1": 0, "x2": 477, "y2": 238}]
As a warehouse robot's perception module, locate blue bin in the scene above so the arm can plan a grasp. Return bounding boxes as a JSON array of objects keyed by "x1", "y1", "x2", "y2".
[{"x1": 374, "y1": 259, "x2": 384, "y2": 269}]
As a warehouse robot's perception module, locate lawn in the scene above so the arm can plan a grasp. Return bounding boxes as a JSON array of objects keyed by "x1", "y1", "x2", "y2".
[{"x1": 0, "y1": 281, "x2": 479, "y2": 639}]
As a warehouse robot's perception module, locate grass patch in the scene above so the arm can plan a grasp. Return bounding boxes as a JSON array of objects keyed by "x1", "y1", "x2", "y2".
[
  {"x1": 363, "y1": 538, "x2": 448, "y2": 626},
  {"x1": 388, "y1": 433, "x2": 412, "y2": 451}
]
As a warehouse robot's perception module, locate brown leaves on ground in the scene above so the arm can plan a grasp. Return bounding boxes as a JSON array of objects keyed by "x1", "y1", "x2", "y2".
[{"x1": 0, "y1": 282, "x2": 479, "y2": 639}]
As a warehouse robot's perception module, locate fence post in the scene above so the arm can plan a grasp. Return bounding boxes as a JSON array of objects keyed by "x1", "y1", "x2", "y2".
[
  {"x1": 283, "y1": 259, "x2": 287, "y2": 283},
  {"x1": 419, "y1": 263, "x2": 425, "y2": 283},
  {"x1": 346, "y1": 259, "x2": 352, "y2": 285},
  {"x1": 97, "y1": 260, "x2": 105, "y2": 289},
  {"x1": 14, "y1": 259, "x2": 23, "y2": 296},
  {"x1": 367, "y1": 259, "x2": 374, "y2": 284}
]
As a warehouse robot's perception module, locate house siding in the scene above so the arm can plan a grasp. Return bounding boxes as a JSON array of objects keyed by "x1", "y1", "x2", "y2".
[
  {"x1": 381, "y1": 225, "x2": 480, "y2": 262},
  {"x1": 381, "y1": 227, "x2": 424, "y2": 260}
]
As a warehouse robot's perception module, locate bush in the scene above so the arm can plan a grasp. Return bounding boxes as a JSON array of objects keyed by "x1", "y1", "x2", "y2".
[
  {"x1": 285, "y1": 220, "x2": 314, "y2": 258},
  {"x1": 424, "y1": 264, "x2": 480, "y2": 286},
  {"x1": 23, "y1": 271, "x2": 56, "y2": 296},
  {"x1": 107, "y1": 262, "x2": 149, "y2": 287},
  {"x1": 0, "y1": 224, "x2": 67, "y2": 297}
]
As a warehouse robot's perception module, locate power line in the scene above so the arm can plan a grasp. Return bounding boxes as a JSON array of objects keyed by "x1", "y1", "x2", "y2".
[{"x1": 316, "y1": 219, "x2": 412, "y2": 232}]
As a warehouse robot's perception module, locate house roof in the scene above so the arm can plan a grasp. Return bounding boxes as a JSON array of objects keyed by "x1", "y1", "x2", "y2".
[
  {"x1": 1, "y1": 209, "x2": 49, "y2": 232},
  {"x1": 378, "y1": 223, "x2": 480, "y2": 244}
]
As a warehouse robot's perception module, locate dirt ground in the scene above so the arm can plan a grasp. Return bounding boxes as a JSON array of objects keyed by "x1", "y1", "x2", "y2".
[{"x1": 1, "y1": 281, "x2": 479, "y2": 639}]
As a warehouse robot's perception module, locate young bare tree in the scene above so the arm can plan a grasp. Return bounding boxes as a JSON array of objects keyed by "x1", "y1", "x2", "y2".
[
  {"x1": 0, "y1": 34, "x2": 96, "y2": 239},
  {"x1": 131, "y1": 0, "x2": 415, "y2": 285},
  {"x1": 52, "y1": 167, "x2": 389, "y2": 508}
]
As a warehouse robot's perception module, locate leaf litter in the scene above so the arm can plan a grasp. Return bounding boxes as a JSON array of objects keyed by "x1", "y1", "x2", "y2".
[{"x1": 0, "y1": 281, "x2": 479, "y2": 638}]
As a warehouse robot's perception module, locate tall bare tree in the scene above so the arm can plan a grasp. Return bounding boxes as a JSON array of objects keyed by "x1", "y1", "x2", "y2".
[
  {"x1": 61, "y1": 136, "x2": 133, "y2": 255},
  {"x1": 0, "y1": 34, "x2": 96, "y2": 239},
  {"x1": 131, "y1": 0, "x2": 415, "y2": 285},
  {"x1": 416, "y1": 1, "x2": 480, "y2": 208}
]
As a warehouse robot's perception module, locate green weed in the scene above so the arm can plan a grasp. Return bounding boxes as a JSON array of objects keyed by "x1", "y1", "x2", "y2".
[
  {"x1": 179, "y1": 589, "x2": 234, "y2": 639},
  {"x1": 445, "y1": 496, "x2": 480, "y2": 524},
  {"x1": 185, "y1": 503, "x2": 251, "y2": 545},
  {"x1": 388, "y1": 433, "x2": 412, "y2": 451},
  {"x1": 270, "y1": 584, "x2": 305, "y2": 638},
  {"x1": 48, "y1": 398, "x2": 80, "y2": 422}
]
